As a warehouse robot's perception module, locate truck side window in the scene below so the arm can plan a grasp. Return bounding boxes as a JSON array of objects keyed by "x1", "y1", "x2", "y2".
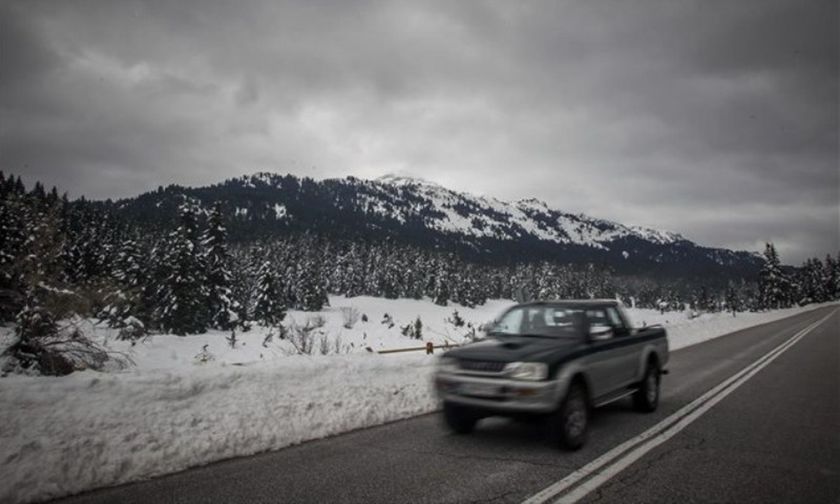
[
  {"x1": 606, "y1": 307, "x2": 627, "y2": 335},
  {"x1": 585, "y1": 309, "x2": 610, "y2": 332}
]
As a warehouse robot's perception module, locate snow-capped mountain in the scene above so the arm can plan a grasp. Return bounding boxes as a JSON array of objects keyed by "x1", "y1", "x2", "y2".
[
  {"x1": 111, "y1": 171, "x2": 763, "y2": 279},
  {"x1": 372, "y1": 174, "x2": 684, "y2": 250}
]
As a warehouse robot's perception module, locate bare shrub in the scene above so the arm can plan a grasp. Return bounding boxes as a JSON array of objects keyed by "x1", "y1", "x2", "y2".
[
  {"x1": 286, "y1": 315, "x2": 326, "y2": 355},
  {"x1": 399, "y1": 317, "x2": 424, "y2": 339},
  {"x1": 57, "y1": 319, "x2": 134, "y2": 371},
  {"x1": 333, "y1": 334, "x2": 350, "y2": 354},
  {"x1": 194, "y1": 344, "x2": 214, "y2": 364},
  {"x1": 446, "y1": 310, "x2": 465, "y2": 328},
  {"x1": 262, "y1": 329, "x2": 273, "y2": 347},
  {"x1": 4, "y1": 315, "x2": 133, "y2": 376},
  {"x1": 463, "y1": 326, "x2": 477, "y2": 342},
  {"x1": 318, "y1": 333, "x2": 330, "y2": 355},
  {"x1": 309, "y1": 315, "x2": 326, "y2": 329},
  {"x1": 340, "y1": 307, "x2": 360, "y2": 329},
  {"x1": 116, "y1": 316, "x2": 146, "y2": 341},
  {"x1": 262, "y1": 324, "x2": 288, "y2": 347}
]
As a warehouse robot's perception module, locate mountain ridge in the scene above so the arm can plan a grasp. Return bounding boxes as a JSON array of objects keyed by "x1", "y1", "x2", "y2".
[{"x1": 106, "y1": 171, "x2": 763, "y2": 280}]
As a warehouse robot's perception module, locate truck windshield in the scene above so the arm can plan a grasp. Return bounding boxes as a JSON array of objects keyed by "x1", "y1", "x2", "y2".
[{"x1": 490, "y1": 305, "x2": 585, "y2": 338}]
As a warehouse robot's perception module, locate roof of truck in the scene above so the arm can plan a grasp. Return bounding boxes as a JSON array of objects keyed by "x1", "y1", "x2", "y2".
[{"x1": 518, "y1": 299, "x2": 622, "y2": 307}]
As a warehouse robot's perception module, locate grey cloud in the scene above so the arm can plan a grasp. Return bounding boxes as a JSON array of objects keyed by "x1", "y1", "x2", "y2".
[{"x1": 1, "y1": 0, "x2": 836, "y2": 264}]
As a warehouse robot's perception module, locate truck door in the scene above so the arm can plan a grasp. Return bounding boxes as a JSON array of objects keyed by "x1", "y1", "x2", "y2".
[
  {"x1": 605, "y1": 306, "x2": 640, "y2": 386},
  {"x1": 584, "y1": 308, "x2": 628, "y2": 398}
]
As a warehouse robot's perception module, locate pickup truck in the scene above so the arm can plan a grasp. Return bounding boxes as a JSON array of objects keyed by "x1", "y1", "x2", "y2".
[{"x1": 434, "y1": 300, "x2": 669, "y2": 450}]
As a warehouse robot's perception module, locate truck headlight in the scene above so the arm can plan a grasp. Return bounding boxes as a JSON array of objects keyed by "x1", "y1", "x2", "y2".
[
  {"x1": 505, "y1": 362, "x2": 549, "y2": 381},
  {"x1": 436, "y1": 356, "x2": 459, "y2": 373}
]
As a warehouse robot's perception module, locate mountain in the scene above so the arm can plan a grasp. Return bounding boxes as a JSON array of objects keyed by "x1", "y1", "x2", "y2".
[{"x1": 107, "y1": 172, "x2": 763, "y2": 280}]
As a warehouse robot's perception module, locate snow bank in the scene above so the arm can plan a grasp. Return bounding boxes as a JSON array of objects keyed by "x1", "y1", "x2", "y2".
[
  {"x1": 0, "y1": 353, "x2": 439, "y2": 504},
  {"x1": 1, "y1": 299, "x2": 834, "y2": 503},
  {"x1": 621, "y1": 302, "x2": 837, "y2": 351}
]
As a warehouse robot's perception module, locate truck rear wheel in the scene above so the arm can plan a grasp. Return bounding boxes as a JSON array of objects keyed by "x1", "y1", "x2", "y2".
[
  {"x1": 633, "y1": 362, "x2": 660, "y2": 412},
  {"x1": 550, "y1": 382, "x2": 588, "y2": 450},
  {"x1": 443, "y1": 402, "x2": 478, "y2": 434}
]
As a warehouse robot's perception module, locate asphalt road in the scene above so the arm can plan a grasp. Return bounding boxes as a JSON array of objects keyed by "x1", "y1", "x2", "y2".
[
  {"x1": 53, "y1": 306, "x2": 839, "y2": 504},
  {"x1": 580, "y1": 307, "x2": 839, "y2": 504}
]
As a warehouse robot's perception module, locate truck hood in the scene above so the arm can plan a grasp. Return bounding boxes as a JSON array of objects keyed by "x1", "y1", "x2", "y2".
[{"x1": 445, "y1": 336, "x2": 585, "y2": 363}]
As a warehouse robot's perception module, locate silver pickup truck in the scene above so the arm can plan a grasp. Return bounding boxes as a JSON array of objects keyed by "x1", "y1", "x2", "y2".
[{"x1": 434, "y1": 300, "x2": 669, "y2": 450}]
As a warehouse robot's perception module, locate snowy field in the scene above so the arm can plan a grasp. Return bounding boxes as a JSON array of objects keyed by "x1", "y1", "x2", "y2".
[{"x1": 0, "y1": 297, "x2": 835, "y2": 504}]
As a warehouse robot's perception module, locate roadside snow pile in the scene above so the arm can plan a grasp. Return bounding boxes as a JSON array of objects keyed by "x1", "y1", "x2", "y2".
[
  {"x1": 0, "y1": 353, "x2": 438, "y2": 504},
  {"x1": 0, "y1": 298, "x2": 834, "y2": 503},
  {"x1": 621, "y1": 303, "x2": 836, "y2": 351}
]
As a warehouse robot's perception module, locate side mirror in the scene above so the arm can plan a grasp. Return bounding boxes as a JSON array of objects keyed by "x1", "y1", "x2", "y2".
[{"x1": 588, "y1": 325, "x2": 613, "y2": 342}]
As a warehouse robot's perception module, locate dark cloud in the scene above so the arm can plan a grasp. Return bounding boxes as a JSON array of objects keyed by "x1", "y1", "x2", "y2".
[{"x1": 1, "y1": 0, "x2": 837, "y2": 263}]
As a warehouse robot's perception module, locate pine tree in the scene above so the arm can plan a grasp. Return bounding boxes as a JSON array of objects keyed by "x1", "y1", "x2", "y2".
[
  {"x1": 758, "y1": 243, "x2": 790, "y2": 309},
  {"x1": 822, "y1": 254, "x2": 837, "y2": 301},
  {"x1": 17, "y1": 198, "x2": 65, "y2": 291},
  {"x1": 412, "y1": 316, "x2": 423, "y2": 340},
  {"x1": 230, "y1": 247, "x2": 260, "y2": 323},
  {"x1": 102, "y1": 235, "x2": 145, "y2": 327},
  {"x1": 344, "y1": 244, "x2": 367, "y2": 298},
  {"x1": 295, "y1": 255, "x2": 328, "y2": 311},
  {"x1": 378, "y1": 250, "x2": 402, "y2": 299},
  {"x1": 158, "y1": 201, "x2": 210, "y2": 335},
  {"x1": 536, "y1": 262, "x2": 558, "y2": 300},
  {"x1": 401, "y1": 249, "x2": 425, "y2": 300},
  {"x1": 724, "y1": 283, "x2": 740, "y2": 315},
  {"x1": 6, "y1": 196, "x2": 69, "y2": 370},
  {"x1": 142, "y1": 238, "x2": 170, "y2": 328},
  {"x1": 798, "y1": 258, "x2": 826, "y2": 304},
  {"x1": 253, "y1": 260, "x2": 286, "y2": 325},
  {"x1": 433, "y1": 255, "x2": 452, "y2": 306},
  {"x1": 829, "y1": 253, "x2": 840, "y2": 300},
  {"x1": 0, "y1": 193, "x2": 28, "y2": 298},
  {"x1": 329, "y1": 247, "x2": 350, "y2": 295},
  {"x1": 835, "y1": 252, "x2": 840, "y2": 300},
  {"x1": 203, "y1": 203, "x2": 240, "y2": 329}
]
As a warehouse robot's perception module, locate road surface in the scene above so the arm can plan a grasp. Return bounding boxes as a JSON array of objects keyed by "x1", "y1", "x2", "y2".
[{"x1": 53, "y1": 306, "x2": 839, "y2": 504}]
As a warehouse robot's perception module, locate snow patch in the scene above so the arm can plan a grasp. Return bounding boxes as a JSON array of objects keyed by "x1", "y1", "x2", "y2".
[{"x1": 1, "y1": 298, "x2": 834, "y2": 503}]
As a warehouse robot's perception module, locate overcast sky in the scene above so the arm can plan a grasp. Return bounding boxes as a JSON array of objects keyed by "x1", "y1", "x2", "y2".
[{"x1": 2, "y1": 0, "x2": 837, "y2": 263}]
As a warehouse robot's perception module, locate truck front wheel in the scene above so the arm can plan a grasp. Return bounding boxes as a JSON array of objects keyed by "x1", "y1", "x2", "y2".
[
  {"x1": 550, "y1": 382, "x2": 589, "y2": 450},
  {"x1": 443, "y1": 402, "x2": 478, "y2": 434}
]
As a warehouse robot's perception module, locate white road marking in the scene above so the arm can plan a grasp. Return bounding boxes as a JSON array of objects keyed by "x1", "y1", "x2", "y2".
[{"x1": 522, "y1": 309, "x2": 837, "y2": 504}]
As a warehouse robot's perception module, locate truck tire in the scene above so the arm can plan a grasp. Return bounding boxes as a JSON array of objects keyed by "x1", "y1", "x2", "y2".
[
  {"x1": 550, "y1": 382, "x2": 588, "y2": 450},
  {"x1": 633, "y1": 362, "x2": 660, "y2": 412},
  {"x1": 443, "y1": 402, "x2": 478, "y2": 434}
]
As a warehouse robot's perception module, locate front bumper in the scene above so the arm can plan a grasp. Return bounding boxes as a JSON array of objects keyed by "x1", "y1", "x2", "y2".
[{"x1": 434, "y1": 372, "x2": 564, "y2": 414}]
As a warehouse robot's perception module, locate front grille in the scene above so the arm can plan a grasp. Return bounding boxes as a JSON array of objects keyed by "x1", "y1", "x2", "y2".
[{"x1": 458, "y1": 360, "x2": 507, "y2": 373}]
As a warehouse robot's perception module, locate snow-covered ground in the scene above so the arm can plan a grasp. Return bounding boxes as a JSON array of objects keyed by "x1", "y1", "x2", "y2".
[{"x1": 0, "y1": 297, "x2": 834, "y2": 504}]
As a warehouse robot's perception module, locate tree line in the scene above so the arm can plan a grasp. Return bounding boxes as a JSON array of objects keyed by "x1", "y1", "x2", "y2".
[{"x1": 2, "y1": 172, "x2": 838, "y2": 346}]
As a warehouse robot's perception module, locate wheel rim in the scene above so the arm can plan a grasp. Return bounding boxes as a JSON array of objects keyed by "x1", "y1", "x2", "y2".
[
  {"x1": 565, "y1": 396, "x2": 587, "y2": 437},
  {"x1": 646, "y1": 370, "x2": 658, "y2": 404}
]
